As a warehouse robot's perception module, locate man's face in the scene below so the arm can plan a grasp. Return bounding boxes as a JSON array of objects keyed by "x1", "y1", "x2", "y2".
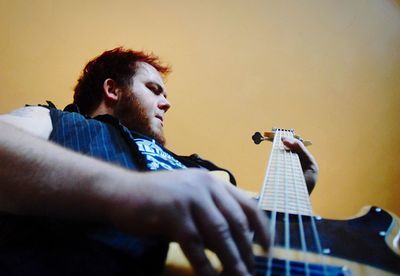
[{"x1": 114, "y1": 62, "x2": 171, "y2": 145}]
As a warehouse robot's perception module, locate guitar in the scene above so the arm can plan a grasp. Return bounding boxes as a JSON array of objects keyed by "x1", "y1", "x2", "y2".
[{"x1": 164, "y1": 128, "x2": 400, "y2": 275}]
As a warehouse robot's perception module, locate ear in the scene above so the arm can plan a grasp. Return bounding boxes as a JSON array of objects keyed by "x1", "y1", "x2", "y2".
[{"x1": 102, "y1": 78, "x2": 120, "y2": 102}]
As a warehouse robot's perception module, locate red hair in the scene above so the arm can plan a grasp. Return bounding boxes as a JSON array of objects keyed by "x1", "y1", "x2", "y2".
[{"x1": 73, "y1": 47, "x2": 170, "y2": 115}]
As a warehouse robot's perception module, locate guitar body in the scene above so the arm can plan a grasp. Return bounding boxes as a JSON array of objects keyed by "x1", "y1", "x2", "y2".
[
  {"x1": 256, "y1": 206, "x2": 400, "y2": 275},
  {"x1": 164, "y1": 206, "x2": 400, "y2": 275},
  {"x1": 165, "y1": 129, "x2": 400, "y2": 275}
]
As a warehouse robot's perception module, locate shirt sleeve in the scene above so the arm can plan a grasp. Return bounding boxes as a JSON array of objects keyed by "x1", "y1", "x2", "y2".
[{"x1": 0, "y1": 106, "x2": 53, "y2": 139}]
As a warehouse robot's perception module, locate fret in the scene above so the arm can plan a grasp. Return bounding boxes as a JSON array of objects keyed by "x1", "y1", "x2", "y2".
[
  {"x1": 261, "y1": 199, "x2": 311, "y2": 206},
  {"x1": 261, "y1": 202, "x2": 312, "y2": 211},
  {"x1": 261, "y1": 195, "x2": 311, "y2": 205},
  {"x1": 261, "y1": 202, "x2": 311, "y2": 212},
  {"x1": 267, "y1": 172, "x2": 304, "y2": 178},
  {"x1": 264, "y1": 178, "x2": 306, "y2": 185},
  {"x1": 264, "y1": 190, "x2": 309, "y2": 199},
  {"x1": 263, "y1": 184, "x2": 308, "y2": 192},
  {"x1": 260, "y1": 198, "x2": 312, "y2": 209}
]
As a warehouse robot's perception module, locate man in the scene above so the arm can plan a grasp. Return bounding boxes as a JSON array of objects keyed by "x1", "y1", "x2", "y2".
[{"x1": 0, "y1": 48, "x2": 318, "y2": 275}]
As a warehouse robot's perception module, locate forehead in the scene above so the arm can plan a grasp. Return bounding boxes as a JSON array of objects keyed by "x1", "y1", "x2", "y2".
[{"x1": 134, "y1": 62, "x2": 164, "y2": 85}]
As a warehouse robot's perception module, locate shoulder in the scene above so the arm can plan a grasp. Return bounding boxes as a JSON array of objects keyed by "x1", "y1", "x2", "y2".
[{"x1": 0, "y1": 106, "x2": 52, "y2": 139}]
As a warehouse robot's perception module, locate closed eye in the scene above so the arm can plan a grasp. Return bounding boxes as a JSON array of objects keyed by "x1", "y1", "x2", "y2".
[{"x1": 146, "y1": 82, "x2": 164, "y2": 96}]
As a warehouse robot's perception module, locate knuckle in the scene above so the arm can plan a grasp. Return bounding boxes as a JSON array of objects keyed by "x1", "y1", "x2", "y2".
[
  {"x1": 184, "y1": 169, "x2": 214, "y2": 189},
  {"x1": 243, "y1": 194, "x2": 258, "y2": 207},
  {"x1": 180, "y1": 228, "x2": 202, "y2": 245},
  {"x1": 241, "y1": 198, "x2": 259, "y2": 215},
  {"x1": 236, "y1": 218, "x2": 250, "y2": 233},
  {"x1": 213, "y1": 222, "x2": 231, "y2": 240},
  {"x1": 292, "y1": 139, "x2": 303, "y2": 149}
]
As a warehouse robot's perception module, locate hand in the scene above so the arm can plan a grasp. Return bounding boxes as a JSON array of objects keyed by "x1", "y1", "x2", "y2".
[
  {"x1": 108, "y1": 169, "x2": 270, "y2": 276},
  {"x1": 282, "y1": 137, "x2": 319, "y2": 193}
]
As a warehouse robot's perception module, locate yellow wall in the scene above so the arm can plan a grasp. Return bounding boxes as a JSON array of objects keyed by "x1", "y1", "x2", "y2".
[{"x1": 0, "y1": 0, "x2": 399, "y2": 219}]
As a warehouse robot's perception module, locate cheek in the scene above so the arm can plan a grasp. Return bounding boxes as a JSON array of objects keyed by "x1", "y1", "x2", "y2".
[
  {"x1": 143, "y1": 101, "x2": 156, "y2": 113},
  {"x1": 143, "y1": 98, "x2": 158, "y2": 113},
  {"x1": 133, "y1": 93, "x2": 153, "y2": 113}
]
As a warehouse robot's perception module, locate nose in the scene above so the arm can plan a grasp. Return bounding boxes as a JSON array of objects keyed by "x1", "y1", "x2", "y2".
[{"x1": 159, "y1": 96, "x2": 171, "y2": 112}]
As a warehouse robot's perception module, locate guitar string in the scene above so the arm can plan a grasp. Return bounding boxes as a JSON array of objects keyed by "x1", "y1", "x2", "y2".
[
  {"x1": 286, "y1": 133, "x2": 310, "y2": 276},
  {"x1": 282, "y1": 130, "x2": 291, "y2": 275},
  {"x1": 277, "y1": 129, "x2": 323, "y2": 276},
  {"x1": 290, "y1": 134, "x2": 329, "y2": 276},
  {"x1": 267, "y1": 130, "x2": 279, "y2": 276},
  {"x1": 261, "y1": 129, "x2": 327, "y2": 275},
  {"x1": 261, "y1": 129, "x2": 281, "y2": 276},
  {"x1": 310, "y1": 208, "x2": 328, "y2": 275},
  {"x1": 288, "y1": 131, "x2": 329, "y2": 275},
  {"x1": 258, "y1": 129, "x2": 333, "y2": 275}
]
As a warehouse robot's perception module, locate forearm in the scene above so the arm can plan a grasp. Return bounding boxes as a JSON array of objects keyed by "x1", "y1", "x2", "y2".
[
  {"x1": 0, "y1": 120, "x2": 137, "y2": 222},
  {"x1": 0, "y1": 121, "x2": 273, "y2": 275}
]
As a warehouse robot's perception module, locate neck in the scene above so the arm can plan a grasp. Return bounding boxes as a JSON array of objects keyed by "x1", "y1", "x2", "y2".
[
  {"x1": 258, "y1": 129, "x2": 313, "y2": 216},
  {"x1": 90, "y1": 102, "x2": 114, "y2": 118}
]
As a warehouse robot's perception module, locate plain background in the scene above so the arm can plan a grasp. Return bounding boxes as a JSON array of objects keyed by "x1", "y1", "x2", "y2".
[{"x1": 0, "y1": 0, "x2": 399, "y2": 219}]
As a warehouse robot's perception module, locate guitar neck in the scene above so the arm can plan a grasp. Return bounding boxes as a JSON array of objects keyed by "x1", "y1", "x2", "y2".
[{"x1": 258, "y1": 129, "x2": 313, "y2": 216}]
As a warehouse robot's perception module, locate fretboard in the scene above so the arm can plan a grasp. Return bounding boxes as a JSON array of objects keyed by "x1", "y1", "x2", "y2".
[{"x1": 258, "y1": 129, "x2": 313, "y2": 216}]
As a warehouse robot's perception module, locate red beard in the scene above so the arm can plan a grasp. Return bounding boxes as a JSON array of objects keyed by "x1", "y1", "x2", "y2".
[{"x1": 114, "y1": 90, "x2": 166, "y2": 145}]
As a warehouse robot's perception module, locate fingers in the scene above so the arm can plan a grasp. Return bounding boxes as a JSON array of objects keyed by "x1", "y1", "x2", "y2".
[
  {"x1": 281, "y1": 137, "x2": 309, "y2": 160},
  {"x1": 190, "y1": 192, "x2": 251, "y2": 275},
  {"x1": 140, "y1": 170, "x2": 270, "y2": 275},
  {"x1": 282, "y1": 136, "x2": 316, "y2": 162},
  {"x1": 189, "y1": 175, "x2": 269, "y2": 275},
  {"x1": 210, "y1": 185, "x2": 255, "y2": 273},
  {"x1": 179, "y1": 224, "x2": 218, "y2": 276},
  {"x1": 225, "y1": 185, "x2": 270, "y2": 249},
  {"x1": 281, "y1": 137, "x2": 319, "y2": 192}
]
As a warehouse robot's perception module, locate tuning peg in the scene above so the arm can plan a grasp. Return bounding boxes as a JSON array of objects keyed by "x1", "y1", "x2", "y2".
[
  {"x1": 253, "y1": 129, "x2": 311, "y2": 146},
  {"x1": 252, "y1": 132, "x2": 275, "y2": 144},
  {"x1": 252, "y1": 132, "x2": 264, "y2": 144}
]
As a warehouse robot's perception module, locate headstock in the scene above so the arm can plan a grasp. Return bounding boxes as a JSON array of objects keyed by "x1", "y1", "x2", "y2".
[{"x1": 252, "y1": 128, "x2": 312, "y2": 146}]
